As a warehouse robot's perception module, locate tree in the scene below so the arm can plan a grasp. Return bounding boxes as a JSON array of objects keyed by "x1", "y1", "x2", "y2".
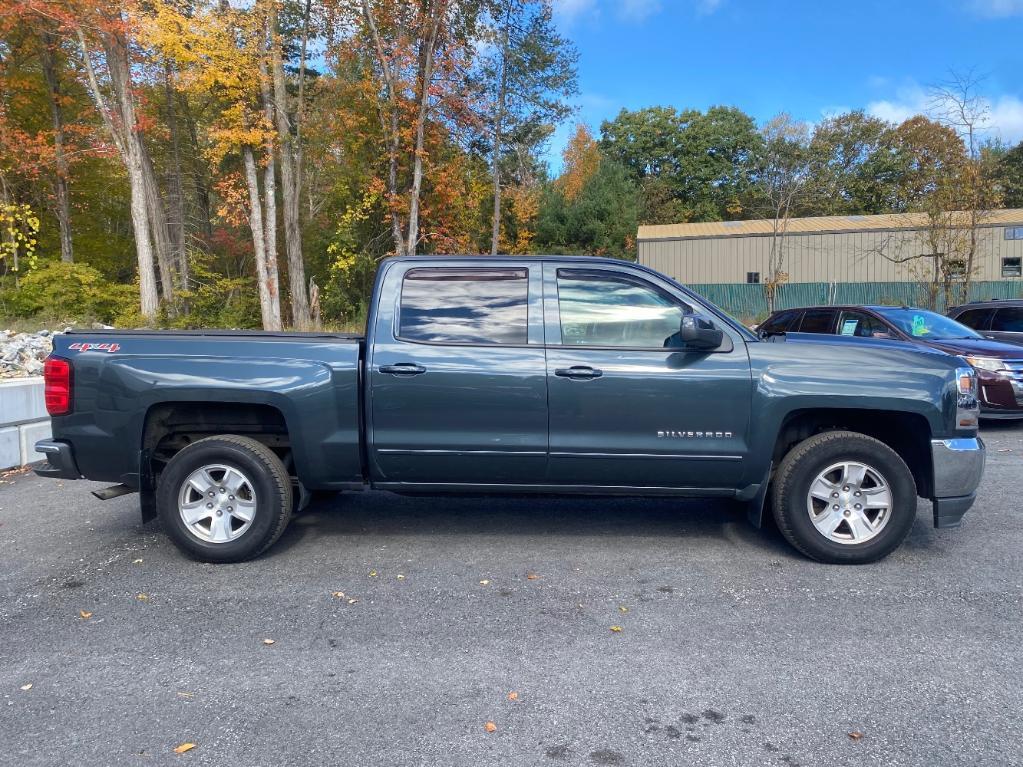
[
  {"x1": 478, "y1": 0, "x2": 576, "y2": 254},
  {"x1": 996, "y1": 141, "x2": 1023, "y2": 208},
  {"x1": 555, "y1": 123, "x2": 599, "y2": 201},
  {"x1": 749, "y1": 114, "x2": 811, "y2": 312}
]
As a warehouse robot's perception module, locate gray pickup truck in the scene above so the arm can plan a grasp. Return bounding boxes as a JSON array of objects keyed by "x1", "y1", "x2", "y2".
[{"x1": 35, "y1": 256, "x2": 985, "y2": 564}]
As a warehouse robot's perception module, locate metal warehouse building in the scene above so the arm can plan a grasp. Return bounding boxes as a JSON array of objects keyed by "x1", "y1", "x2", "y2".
[{"x1": 637, "y1": 209, "x2": 1023, "y2": 318}]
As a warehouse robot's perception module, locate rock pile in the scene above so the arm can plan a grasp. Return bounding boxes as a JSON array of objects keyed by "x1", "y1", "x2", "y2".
[{"x1": 0, "y1": 329, "x2": 57, "y2": 379}]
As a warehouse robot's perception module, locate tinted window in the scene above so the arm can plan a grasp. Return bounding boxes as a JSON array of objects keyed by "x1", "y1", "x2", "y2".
[
  {"x1": 798, "y1": 309, "x2": 835, "y2": 334},
  {"x1": 759, "y1": 311, "x2": 796, "y2": 334},
  {"x1": 838, "y1": 311, "x2": 891, "y2": 338},
  {"x1": 556, "y1": 269, "x2": 688, "y2": 348},
  {"x1": 992, "y1": 307, "x2": 1023, "y2": 333},
  {"x1": 954, "y1": 308, "x2": 994, "y2": 330},
  {"x1": 399, "y1": 268, "x2": 528, "y2": 345}
]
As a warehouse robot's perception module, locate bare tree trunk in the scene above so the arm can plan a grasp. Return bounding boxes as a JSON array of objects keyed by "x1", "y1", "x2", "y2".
[
  {"x1": 242, "y1": 146, "x2": 282, "y2": 330},
  {"x1": 140, "y1": 147, "x2": 176, "y2": 302},
  {"x1": 362, "y1": 0, "x2": 406, "y2": 256},
  {"x1": 164, "y1": 60, "x2": 188, "y2": 290},
  {"x1": 75, "y1": 26, "x2": 160, "y2": 319},
  {"x1": 38, "y1": 30, "x2": 73, "y2": 264},
  {"x1": 490, "y1": 14, "x2": 510, "y2": 256},
  {"x1": 269, "y1": 4, "x2": 310, "y2": 328},
  {"x1": 406, "y1": 3, "x2": 442, "y2": 255}
]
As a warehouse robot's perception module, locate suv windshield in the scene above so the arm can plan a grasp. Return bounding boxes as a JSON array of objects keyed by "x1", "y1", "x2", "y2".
[{"x1": 874, "y1": 308, "x2": 982, "y2": 340}]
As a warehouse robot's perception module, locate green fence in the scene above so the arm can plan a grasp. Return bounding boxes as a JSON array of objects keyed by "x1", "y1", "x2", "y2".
[{"x1": 689, "y1": 281, "x2": 1023, "y2": 322}]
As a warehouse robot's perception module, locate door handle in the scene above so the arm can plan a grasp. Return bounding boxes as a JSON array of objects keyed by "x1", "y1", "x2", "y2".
[
  {"x1": 555, "y1": 366, "x2": 603, "y2": 380},
  {"x1": 379, "y1": 363, "x2": 427, "y2": 376}
]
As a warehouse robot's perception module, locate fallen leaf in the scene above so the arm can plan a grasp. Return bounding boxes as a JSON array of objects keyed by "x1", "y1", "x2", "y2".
[
  {"x1": 396, "y1": 574, "x2": 406, "y2": 580},
  {"x1": 331, "y1": 591, "x2": 346, "y2": 599},
  {"x1": 848, "y1": 732, "x2": 864, "y2": 741},
  {"x1": 78, "y1": 610, "x2": 92, "y2": 620},
  {"x1": 507, "y1": 692, "x2": 518, "y2": 701},
  {"x1": 368, "y1": 570, "x2": 378, "y2": 577},
  {"x1": 173, "y1": 743, "x2": 196, "y2": 754},
  {"x1": 176, "y1": 692, "x2": 193, "y2": 698},
  {"x1": 997, "y1": 448, "x2": 1011, "y2": 453},
  {"x1": 610, "y1": 625, "x2": 623, "y2": 633},
  {"x1": 20, "y1": 684, "x2": 32, "y2": 691},
  {"x1": 618, "y1": 605, "x2": 629, "y2": 613},
  {"x1": 526, "y1": 573, "x2": 539, "y2": 580},
  {"x1": 484, "y1": 721, "x2": 497, "y2": 733},
  {"x1": 132, "y1": 558, "x2": 144, "y2": 564},
  {"x1": 262, "y1": 638, "x2": 275, "y2": 645},
  {"x1": 136, "y1": 593, "x2": 149, "y2": 601},
  {"x1": 347, "y1": 598, "x2": 358, "y2": 605},
  {"x1": 479, "y1": 580, "x2": 490, "y2": 586}
]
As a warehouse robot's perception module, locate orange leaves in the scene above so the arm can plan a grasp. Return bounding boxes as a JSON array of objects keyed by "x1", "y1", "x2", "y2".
[
  {"x1": 556, "y1": 124, "x2": 602, "y2": 202},
  {"x1": 484, "y1": 721, "x2": 497, "y2": 733},
  {"x1": 173, "y1": 743, "x2": 196, "y2": 754}
]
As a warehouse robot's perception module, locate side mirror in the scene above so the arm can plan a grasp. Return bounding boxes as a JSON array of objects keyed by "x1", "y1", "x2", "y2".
[{"x1": 679, "y1": 315, "x2": 723, "y2": 350}]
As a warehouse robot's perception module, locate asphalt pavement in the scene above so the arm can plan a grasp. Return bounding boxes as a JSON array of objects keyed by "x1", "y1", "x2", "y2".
[{"x1": 1, "y1": 424, "x2": 1021, "y2": 767}]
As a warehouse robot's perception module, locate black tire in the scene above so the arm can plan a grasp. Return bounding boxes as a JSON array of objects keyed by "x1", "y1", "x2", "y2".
[
  {"x1": 156, "y1": 435, "x2": 293, "y2": 563},
  {"x1": 770, "y1": 431, "x2": 917, "y2": 564}
]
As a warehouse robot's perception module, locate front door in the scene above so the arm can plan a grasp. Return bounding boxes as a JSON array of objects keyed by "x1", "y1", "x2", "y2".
[
  {"x1": 543, "y1": 264, "x2": 752, "y2": 489},
  {"x1": 368, "y1": 261, "x2": 548, "y2": 486}
]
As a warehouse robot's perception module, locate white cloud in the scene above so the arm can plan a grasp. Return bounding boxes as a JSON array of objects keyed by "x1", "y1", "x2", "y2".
[
  {"x1": 552, "y1": 0, "x2": 597, "y2": 25},
  {"x1": 619, "y1": 0, "x2": 662, "y2": 21},
  {"x1": 866, "y1": 84, "x2": 930, "y2": 124},
  {"x1": 968, "y1": 0, "x2": 1023, "y2": 17},
  {"x1": 865, "y1": 82, "x2": 1023, "y2": 144},
  {"x1": 988, "y1": 95, "x2": 1023, "y2": 143},
  {"x1": 697, "y1": 0, "x2": 723, "y2": 14}
]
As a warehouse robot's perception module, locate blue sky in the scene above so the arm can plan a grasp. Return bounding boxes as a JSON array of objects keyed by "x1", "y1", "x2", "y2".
[{"x1": 546, "y1": 0, "x2": 1023, "y2": 168}]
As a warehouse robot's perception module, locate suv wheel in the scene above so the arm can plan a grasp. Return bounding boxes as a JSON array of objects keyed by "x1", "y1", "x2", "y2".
[
  {"x1": 771, "y1": 431, "x2": 917, "y2": 564},
  {"x1": 157, "y1": 435, "x2": 293, "y2": 563}
]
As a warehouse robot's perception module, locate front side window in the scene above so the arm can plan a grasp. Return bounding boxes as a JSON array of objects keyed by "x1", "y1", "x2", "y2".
[
  {"x1": 398, "y1": 268, "x2": 528, "y2": 345},
  {"x1": 556, "y1": 269, "x2": 689, "y2": 348},
  {"x1": 838, "y1": 311, "x2": 891, "y2": 338},
  {"x1": 992, "y1": 307, "x2": 1023, "y2": 333},
  {"x1": 798, "y1": 309, "x2": 836, "y2": 334}
]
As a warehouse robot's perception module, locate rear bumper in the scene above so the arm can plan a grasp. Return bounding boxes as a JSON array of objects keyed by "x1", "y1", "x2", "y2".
[
  {"x1": 33, "y1": 439, "x2": 81, "y2": 480},
  {"x1": 930, "y1": 437, "x2": 985, "y2": 528}
]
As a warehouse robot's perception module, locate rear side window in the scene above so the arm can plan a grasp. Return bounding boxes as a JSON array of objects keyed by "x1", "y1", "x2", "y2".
[
  {"x1": 759, "y1": 311, "x2": 797, "y2": 334},
  {"x1": 992, "y1": 307, "x2": 1023, "y2": 333},
  {"x1": 798, "y1": 309, "x2": 835, "y2": 334},
  {"x1": 398, "y1": 268, "x2": 528, "y2": 345},
  {"x1": 954, "y1": 308, "x2": 994, "y2": 331}
]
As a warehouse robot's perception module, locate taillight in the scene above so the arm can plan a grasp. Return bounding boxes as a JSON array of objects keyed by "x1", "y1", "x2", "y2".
[{"x1": 44, "y1": 357, "x2": 72, "y2": 416}]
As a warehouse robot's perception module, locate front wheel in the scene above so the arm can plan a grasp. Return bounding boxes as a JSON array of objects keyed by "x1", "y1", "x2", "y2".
[
  {"x1": 156, "y1": 435, "x2": 294, "y2": 563},
  {"x1": 770, "y1": 431, "x2": 917, "y2": 564}
]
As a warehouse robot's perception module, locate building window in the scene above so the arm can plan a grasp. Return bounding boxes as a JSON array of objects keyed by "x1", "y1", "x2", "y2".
[
  {"x1": 1002, "y1": 257, "x2": 1022, "y2": 277},
  {"x1": 1004, "y1": 227, "x2": 1023, "y2": 240},
  {"x1": 746, "y1": 272, "x2": 760, "y2": 284}
]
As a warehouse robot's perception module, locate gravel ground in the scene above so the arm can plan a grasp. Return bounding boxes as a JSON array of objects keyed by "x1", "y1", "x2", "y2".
[{"x1": 1, "y1": 424, "x2": 1021, "y2": 767}]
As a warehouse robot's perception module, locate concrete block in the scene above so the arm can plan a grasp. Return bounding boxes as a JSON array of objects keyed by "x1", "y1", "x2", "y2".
[
  {"x1": 19, "y1": 420, "x2": 52, "y2": 465},
  {"x1": 0, "y1": 378, "x2": 47, "y2": 427},
  {"x1": 0, "y1": 426, "x2": 20, "y2": 470}
]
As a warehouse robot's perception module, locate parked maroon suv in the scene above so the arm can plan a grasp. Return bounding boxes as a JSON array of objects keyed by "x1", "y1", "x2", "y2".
[{"x1": 759, "y1": 305, "x2": 1023, "y2": 419}]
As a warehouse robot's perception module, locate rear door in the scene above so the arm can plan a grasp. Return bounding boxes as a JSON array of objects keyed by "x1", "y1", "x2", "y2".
[
  {"x1": 796, "y1": 308, "x2": 838, "y2": 334},
  {"x1": 543, "y1": 263, "x2": 753, "y2": 490},
  {"x1": 367, "y1": 260, "x2": 548, "y2": 486}
]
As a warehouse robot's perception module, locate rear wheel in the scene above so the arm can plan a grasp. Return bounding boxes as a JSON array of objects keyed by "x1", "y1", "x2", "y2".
[
  {"x1": 157, "y1": 435, "x2": 293, "y2": 563},
  {"x1": 771, "y1": 431, "x2": 917, "y2": 564}
]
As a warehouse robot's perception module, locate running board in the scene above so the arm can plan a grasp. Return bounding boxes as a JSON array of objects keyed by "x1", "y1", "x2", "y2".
[{"x1": 91, "y1": 484, "x2": 135, "y2": 501}]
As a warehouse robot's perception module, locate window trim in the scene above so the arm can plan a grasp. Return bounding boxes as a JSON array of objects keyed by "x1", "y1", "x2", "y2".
[
  {"x1": 1001, "y1": 256, "x2": 1022, "y2": 278},
  {"x1": 394, "y1": 266, "x2": 532, "y2": 348},
  {"x1": 952, "y1": 307, "x2": 994, "y2": 331}
]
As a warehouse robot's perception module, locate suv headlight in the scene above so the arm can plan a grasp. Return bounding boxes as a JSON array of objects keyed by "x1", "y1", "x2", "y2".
[
  {"x1": 955, "y1": 365, "x2": 979, "y2": 429},
  {"x1": 965, "y1": 355, "x2": 1005, "y2": 373}
]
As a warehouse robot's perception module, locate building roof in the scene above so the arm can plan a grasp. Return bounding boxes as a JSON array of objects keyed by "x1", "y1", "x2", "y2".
[{"x1": 637, "y1": 209, "x2": 1023, "y2": 241}]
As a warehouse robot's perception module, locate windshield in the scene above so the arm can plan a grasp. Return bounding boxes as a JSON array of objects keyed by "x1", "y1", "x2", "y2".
[{"x1": 873, "y1": 308, "x2": 983, "y2": 340}]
